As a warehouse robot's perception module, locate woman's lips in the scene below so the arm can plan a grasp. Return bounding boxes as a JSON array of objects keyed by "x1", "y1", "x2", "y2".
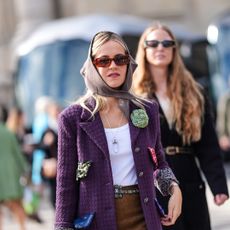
[
  {"x1": 155, "y1": 54, "x2": 165, "y2": 59},
  {"x1": 108, "y1": 72, "x2": 120, "y2": 78}
]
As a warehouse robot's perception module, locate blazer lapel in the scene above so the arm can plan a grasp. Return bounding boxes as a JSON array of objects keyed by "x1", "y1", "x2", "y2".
[
  {"x1": 129, "y1": 120, "x2": 141, "y2": 146},
  {"x1": 79, "y1": 100, "x2": 142, "y2": 156},
  {"x1": 80, "y1": 111, "x2": 109, "y2": 158},
  {"x1": 129, "y1": 103, "x2": 141, "y2": 145}
]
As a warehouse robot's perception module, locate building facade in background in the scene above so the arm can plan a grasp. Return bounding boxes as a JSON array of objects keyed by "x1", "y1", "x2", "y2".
[{"x1": 0, "y1": 0, "x2": 229, "y2": 106}]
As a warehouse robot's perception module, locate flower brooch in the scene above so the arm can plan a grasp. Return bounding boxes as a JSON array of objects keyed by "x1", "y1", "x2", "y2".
[{"x1": 130, "y1": 109, "x2": 149, "y2": 128}]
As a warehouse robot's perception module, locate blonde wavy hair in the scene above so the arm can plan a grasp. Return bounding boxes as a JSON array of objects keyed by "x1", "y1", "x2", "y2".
[{"x1": 133, "y1": 23, "x2": 204, "y2": 144}]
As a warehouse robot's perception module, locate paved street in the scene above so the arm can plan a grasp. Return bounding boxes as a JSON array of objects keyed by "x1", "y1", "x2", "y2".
[
  {"x1": 2, "y1": 187, "x2": 54, "y2": 230},
  {"x1": 3, "y1": 163, "x2": 230, "y2": 230},
  {"x1": 207, "y1": 162, "x2": 230, "y2": 230}
]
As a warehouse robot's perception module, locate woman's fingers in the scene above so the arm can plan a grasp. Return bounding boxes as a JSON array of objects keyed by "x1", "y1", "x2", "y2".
[
  {"x1": 162, "y1": 186, "x2": 182, "y2": 226},
  {"x1": 214, "y1": 194, "x2": 229, "y2": 206}
]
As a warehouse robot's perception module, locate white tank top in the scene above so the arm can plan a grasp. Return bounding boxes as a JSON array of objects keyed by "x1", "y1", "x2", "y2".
[{"x1": 104, "y1": 123, "x2": 137, "y2": 186}]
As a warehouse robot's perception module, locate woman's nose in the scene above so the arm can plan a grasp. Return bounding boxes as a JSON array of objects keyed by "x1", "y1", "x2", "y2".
[{"x1": 109, "y1": 60, "x2": 118, "y2": 68}]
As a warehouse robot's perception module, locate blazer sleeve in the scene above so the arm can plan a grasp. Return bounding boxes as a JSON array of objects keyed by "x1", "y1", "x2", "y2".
[
  {"x1": 55, "y1": 108, "x2": 79, "y2": 229},
  {"x1": 194, "y1": 96, "x2": 229, "y2": 196}
]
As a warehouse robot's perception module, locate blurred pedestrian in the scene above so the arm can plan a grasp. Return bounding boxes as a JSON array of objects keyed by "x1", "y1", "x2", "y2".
[
  {"x1": 27, "y1": 96, "x2": 54, "y2": 223},
  {"x1": 55, "y1": 31, "x2": 182, "y2": 230},
  {"x1": 0, "y1": 105, "x2": 29, "y2": 230},
  {"x1": 40, "y1": 128, "x2": 57, "y2": 207},
  {"x1": 6, "y1": 107, "x2": 33, "y2": 162},
  {"x1": 32, "y1": 96, "x2": 53, "y2": 187},
  {"x1": 39, "y1": 100, "x2": 62, "y2": 208},
  {"x1": 6, "y1": 107, "x2": 25, "y2": 144},
  {"x1": 133, "y1": 23, "x2": 229, "y2": 230},
  {"x1": 216, "y1": 79, "x2": 230, "y2": 160}
]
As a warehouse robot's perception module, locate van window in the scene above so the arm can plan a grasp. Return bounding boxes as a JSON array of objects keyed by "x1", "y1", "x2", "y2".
[{"x1": 16, "y1": 39, "x2": 89, "y2": 124}]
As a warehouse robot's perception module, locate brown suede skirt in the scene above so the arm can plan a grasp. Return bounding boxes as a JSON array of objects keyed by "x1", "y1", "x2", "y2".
[{"x1": 115, "y1": 185, "x2": 147, "y2": 230}]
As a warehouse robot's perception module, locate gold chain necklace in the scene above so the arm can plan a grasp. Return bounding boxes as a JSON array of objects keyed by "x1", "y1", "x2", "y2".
[{"x1": 104, "y1": 112, "x2": 124, "y2": 153}]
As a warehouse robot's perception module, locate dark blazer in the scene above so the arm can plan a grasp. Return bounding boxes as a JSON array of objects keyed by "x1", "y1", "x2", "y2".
[
  {"x1": 55, "y1": 99, "x2": 169, "y2": 230},
  {"x1": 155, "y1": 96, "x2": 229, "y2": 230}
]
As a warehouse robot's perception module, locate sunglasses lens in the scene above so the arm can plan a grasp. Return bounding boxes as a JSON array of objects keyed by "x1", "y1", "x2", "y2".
[
  {"x1": 114, "y1": 55, "x2": 130, "y2": 66},
  {"x1": 145, "y1": 40, "x2": 159, "y2": 48},
  {"x1": 94, "y1": 57, "x2": 111, "y2": 67},
  {"x1": 162, "y1": 40, "x2": 175, "y2": 48},
  {"x1": 145, "y1": 40, "x2": 175, "y2": 48},
  {"x1": 93, "y1": 55, "x2": 129, "y2": 67}
]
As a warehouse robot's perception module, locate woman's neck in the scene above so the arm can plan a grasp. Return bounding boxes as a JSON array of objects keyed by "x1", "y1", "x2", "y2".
[
  {"x1": 149, "y1": 66, "x2": 168, "y2": 98},
  {"x1": 100, "y1": 97, "x2": 127, "y2": 128},
  {"x1": 102, "y1": 97, "x2": 120, "y2": 113}
]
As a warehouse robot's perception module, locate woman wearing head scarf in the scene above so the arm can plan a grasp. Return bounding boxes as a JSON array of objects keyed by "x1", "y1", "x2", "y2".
[
  {"x1": 54, "y1": 31, "x2": 182, "y2": 230},
  {"x1": 133, "y1": 23, "x2": 229, "y2": 230}
]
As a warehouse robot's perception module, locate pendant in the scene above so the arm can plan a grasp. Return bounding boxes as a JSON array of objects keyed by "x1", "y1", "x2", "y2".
[{"x1": 112, "y1": 138, "x2": 119, "y2": 153}]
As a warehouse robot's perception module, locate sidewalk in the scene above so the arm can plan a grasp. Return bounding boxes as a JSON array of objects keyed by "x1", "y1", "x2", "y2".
[
  {"x1": 2, "y1": 187, "x2": 54, "y2": 230},
  {"x1": 207, "y1": 162, "x2": 230, "y2": 230}
]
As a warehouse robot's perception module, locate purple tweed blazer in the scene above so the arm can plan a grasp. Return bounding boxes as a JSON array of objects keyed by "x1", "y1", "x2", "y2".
[{"x1": 55, "y1": 99, "x2": 169, "y2": 230}]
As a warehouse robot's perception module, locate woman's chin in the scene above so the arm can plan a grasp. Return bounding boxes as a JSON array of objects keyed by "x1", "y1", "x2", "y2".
[{"x1": 107, "y1": 82, "x2": 124, "y2": 89}]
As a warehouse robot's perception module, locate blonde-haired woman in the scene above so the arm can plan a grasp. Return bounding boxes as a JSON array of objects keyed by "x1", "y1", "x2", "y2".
[
  {"x1": 133, "y1": 23, "x2": 229, "y2": 230},
  {"x1": 55, "y1": 31, "x2": 182, "y2": 230}
]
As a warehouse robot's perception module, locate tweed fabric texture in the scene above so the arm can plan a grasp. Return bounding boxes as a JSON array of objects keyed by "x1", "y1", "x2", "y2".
[
  {"x1": 55, "y1": 99, "x2": 173, "y2": 230},
  {"x1": 55, "y1": 228, "x2": 74, "y2": 230}
]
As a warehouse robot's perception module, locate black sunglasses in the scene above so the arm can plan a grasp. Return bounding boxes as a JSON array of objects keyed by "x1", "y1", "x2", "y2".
[
  {"x1": 144, "y1": 40, "x2": 176, "y2": 48},
  {"x1": 93, "y1": 54, "x2": 130, "y2": 68}
]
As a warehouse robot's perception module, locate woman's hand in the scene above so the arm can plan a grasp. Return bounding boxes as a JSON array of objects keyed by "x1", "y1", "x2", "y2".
[
  {"x1": 219, "y1": 135, "x2": 230, "y2": 151},
  {"x1": 161, "y1": 185, "x2": 182, "y2": 226},
  {"x1": 214, "y1": 194, "x2": 229, "y2": 206}
]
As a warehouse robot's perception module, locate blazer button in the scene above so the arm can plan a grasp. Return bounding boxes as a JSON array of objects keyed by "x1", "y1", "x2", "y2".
[
  {"x1": 139, "y1": 171, "x2": 144, "y2": 177},
  {"x1": 199, "y1": 184, "x2": 203, "y2": 189},
  {"x1": 135, "y1": 147, "x2": 140, "y2": 153},
  {"x1": 144, "y1": 197, "x2": 149, "y2": 203}
]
